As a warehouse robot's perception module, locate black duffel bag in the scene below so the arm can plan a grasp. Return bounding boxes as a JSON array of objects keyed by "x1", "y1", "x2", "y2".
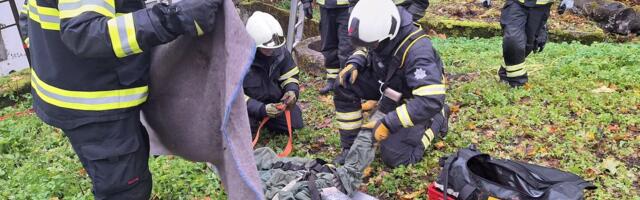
[{"x1": 435, "y1": 146, "x2": 596, "y2": 200}]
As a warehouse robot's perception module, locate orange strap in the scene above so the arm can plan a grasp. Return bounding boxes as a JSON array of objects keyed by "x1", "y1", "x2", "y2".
[
  {"x1": 252, "y1": 109, "x2": 294, "y2": 157},
  {"x1": 0, "y1": 108, "x2": 34, "y2": 121}
]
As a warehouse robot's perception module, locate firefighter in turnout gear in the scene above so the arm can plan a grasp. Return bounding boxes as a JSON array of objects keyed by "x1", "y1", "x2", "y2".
[
  {"x1": 332, "y1": 0, "x2": 450, "y2": 167},
  {"x1": 18, "y1": 0, "x2": 29, "y2": 48},
  {"x1": 302, "y1": 0, "x2": 355, "y2": 94},
  {"x1": 244, "y1": 12, "x2": 304, "y2": 133},
  {"x1": 25, "y1": 0, "x2": 222, "y2": 197},
  {"x1": 487, "y1": 0, "x2": 574, "y2": 87},
  {"x1": 349, "y1": 0, "x2": 430, "y2": 22}
]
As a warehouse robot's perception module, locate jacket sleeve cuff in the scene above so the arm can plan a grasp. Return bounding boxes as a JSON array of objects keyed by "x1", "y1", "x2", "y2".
[
  {"x1": 284, "y1": 83, "x2": 300, "y2": 96},
  {"x1": 383, "y1": 112, "x2": 403, "y2": 133}
]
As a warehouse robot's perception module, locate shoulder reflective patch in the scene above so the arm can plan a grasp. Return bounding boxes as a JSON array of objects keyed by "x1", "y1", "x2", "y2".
[{"x1": 107, "y1": 13, "x2": 143, "y2": 58}]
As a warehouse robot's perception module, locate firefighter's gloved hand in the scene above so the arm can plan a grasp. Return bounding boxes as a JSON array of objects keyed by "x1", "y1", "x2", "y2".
[
  {"x1": 173, "y1": 0, "x2": 222, "y2": 36},
  {"x1": 407, "y1": 4, "x2": 426, "y2": 22},
  {"x1": 481, "y1": 0, "x2": 492, "y2": 8},
  {"x1": 362, "y1": 120, "x2": 390, "y2": 142},
  {"x1": 557, "y1": 0, "x2": 574, "y2": 15},
  {"x1": 280, "y1": 91, "x2": 297, "y2": 108},
  {"x1": 534, "y1": 25, "x2": 548, "y2": 53},
  {"x1": 338, "y1": 64, "x2": 358, "y2": 87},
  {"x1": 265, "y1": 103, "x2": 284, "y2": 118},
  {"x1": 303, "y1": 2, "x2": 313, "y2": 19}
]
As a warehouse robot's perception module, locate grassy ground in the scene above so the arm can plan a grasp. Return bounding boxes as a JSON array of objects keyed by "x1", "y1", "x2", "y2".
[{"x1": 1, "y1": 37, "x2": 639, "y2": 199}]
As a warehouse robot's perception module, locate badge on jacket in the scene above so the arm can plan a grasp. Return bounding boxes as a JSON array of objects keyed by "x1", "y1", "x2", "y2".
[{"x1": 414, "y1": 68, "x2": 427, "y2": 80}]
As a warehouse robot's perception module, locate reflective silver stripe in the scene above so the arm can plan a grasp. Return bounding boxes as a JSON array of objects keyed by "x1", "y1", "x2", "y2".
[
  {"x1": 32, "y1": 77, "x2": 147, "y2": 105},
  {"x1": 58, "y1": 0, "x2": 115, "y2": 18},
  {"x1": 326, "y1": 68, "x2": 340, "y2": 74},
  {"x1": 337, "y1": 120, "x2": 362, "y2": 130},
  {"x1": 28, "y1": 1, "x2": 61, "y2": 30},
  {"x1": 336, "y1": 110, "x2": 362, "y2": 121},
  {"x1": 116, "y1": 16, "x2": 134, "y2": 56}
]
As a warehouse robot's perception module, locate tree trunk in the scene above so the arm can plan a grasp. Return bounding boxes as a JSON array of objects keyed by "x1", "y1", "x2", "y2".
[{"x1": 572, "y1": 0, "x2": 640, "y2": 35}]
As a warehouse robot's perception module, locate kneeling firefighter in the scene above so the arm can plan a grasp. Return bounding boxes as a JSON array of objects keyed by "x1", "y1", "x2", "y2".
[
  {"x1": 332, "y1": 0, "x2": 450, "y2": 167},
  {"x1": 486, "y1": 0, "x2": 574, "y2": 87},
  {"x1": 244, "y1": 11, "x2": 304, "y2": 134}
]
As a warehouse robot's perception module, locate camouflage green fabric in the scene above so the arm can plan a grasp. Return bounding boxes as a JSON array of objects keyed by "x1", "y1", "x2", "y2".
[{"x1": 255, "y1": 122, "x2": 377, "y2": 200}]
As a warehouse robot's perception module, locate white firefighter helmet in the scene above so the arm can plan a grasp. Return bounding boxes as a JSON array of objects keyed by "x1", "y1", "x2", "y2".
[
  {"x1": 348, "y1": 0, "x2": 401, "y2": 48},
  {"x1": 246, "y1": 11, "x2": 286, "y2": 49}
]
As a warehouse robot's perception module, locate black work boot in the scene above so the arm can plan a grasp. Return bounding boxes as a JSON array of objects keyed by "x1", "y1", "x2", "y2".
[
  {"x1": 332, "y1": 149, "x2": 349, "y2": 165},
  {"x1": 319, "y1": 78, "x2": 336, "y2": 94}
]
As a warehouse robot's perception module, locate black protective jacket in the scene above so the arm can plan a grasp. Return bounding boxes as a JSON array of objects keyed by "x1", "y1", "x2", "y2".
[
  {"x1": 346, "y1": 8, "x2": 445, "y2": 133},
  {"x1": 243, "y1": 48, "x2": 300, "y2": 119},
  {"x1": 25, "y1": 0, "x2": 206, "y2": 129}
]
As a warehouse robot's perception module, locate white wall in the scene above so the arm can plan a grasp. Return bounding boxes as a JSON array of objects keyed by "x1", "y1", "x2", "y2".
[{"x1": 0, "y1": 0, "x2": 29, "y2": 76}]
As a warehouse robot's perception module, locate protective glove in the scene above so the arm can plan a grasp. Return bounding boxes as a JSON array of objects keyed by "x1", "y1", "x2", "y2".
[
  {"x1": 533, "y1": 25, "x2": 548, "y2": 53},
  {"x1": 481, "y1": 0, "x2": 491, "y2": 8},
  {"x1": 362, "y1": 120, "x2": 390, "y2": 142},
  {"x1": 557, "y1": 0, "x2": 574, "y2": 15},
  {"x1": 265, "y1": 103, "x2": 285, "y2": 118},
  {"x1": 406, "y1": 3, "x2": 426, "y2": 22},
  {"x1": 303, "y1": 2, "x2": 313, "y2": 19},
  {"x1": 361, "y1": 100, "x2": 378, "y2": 111},
  {"x1": 338, "y1": 64, "x2": 358, "y2": 87},
  {"x1": 170, "y1": 0, "x2": 222, "y2": 36},
  {"x1": 280, "y1": 91, "x2": 297, "y2": 108}
]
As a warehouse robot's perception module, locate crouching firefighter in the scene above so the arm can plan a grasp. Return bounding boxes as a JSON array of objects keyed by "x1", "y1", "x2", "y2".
[
  {"x1": 26, "y1": 0, "x2": 222, "y2": 198},
  {"x1": 485, "y1": 0, "x2": 574, "y2": 87},
  {"x1": 332, "y1": 0, "x2": 450, "y2": 167},
  {"x1": 244, "y1": 11, "x2": 304, "y2": 134}
]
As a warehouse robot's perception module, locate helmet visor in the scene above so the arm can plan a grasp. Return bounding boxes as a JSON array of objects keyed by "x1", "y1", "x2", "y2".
[{"x1": 261, "y1": 34, "x2": 286, "y2": 49}]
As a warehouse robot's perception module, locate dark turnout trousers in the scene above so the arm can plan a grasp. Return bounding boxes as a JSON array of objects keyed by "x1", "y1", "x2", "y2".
[
  {"x1": 62, "y1": 113, "x2": 151, "y2": 200},
  {"x1": 319, "y1": 6, "x2": 354, "y2": 79},
  {"x1": 249, "y1": 104, "x2": 304, "y2": 134},
  {"x1": 500, "y1": 0, "x2": 551, "y2": 87}
]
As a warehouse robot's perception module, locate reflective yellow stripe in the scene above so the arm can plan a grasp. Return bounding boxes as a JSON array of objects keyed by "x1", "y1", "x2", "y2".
[
  {"x1": 337, "y1": 120, "x2": 362, "y2": 130},
  {"x1": 353, "y1": 49, "x2": 367, "y2": 56},
  {"x1": 194, "y1": 20, "x2": 204, "y2": 36},
  {"x1": 107, "y1": 13, "x2": 143, "y2": 58},
  {"x1": 337, "y1": 0, "x2": 349, "y2": 5},
  {"x1": 396, "y1": 104, "x2": 414, "y2": 127},
  {"x1": 327, "y1": 73, "x2": 338, "y2": 79},
  {"x1": 393, "y1": 28, "x2": 423, "y2": 56},
  {"x1": 336, "y1": 110, "x2": 362, "y2": 121},
  {"x1": 31, "y1": 70, "x2": 148, "y2": 111},
  {"x1": 244, "y1": 94, "x2": 250, "y2": 103},
  {"x1": 326, "y1": 68, "x2": 340, "y2": 74},
  {"x1": 412, "y1": 84, "x2": 446, "y2": 96},
  {"x1": 24, "y1": 38, "x2": 30, "y2": 47},
  {"x1": 28, "y1": 0, "x2": 60, "y2": 31},
  {"x1": 505, "y1": 63, "x2": 526, "y2": 78},
  {"x1": 422, "y1": 128, "x2": 434, "y2": 147},
  {"x1": 21, "y1": 4, "x2": 29, "y2": 14},
  {"x1": 279, "y1": 66, "x2": 300, "y2": 81},
  {"x1": 58, "y1": 0, "x2": 115, "y2": 18},
  {"x1": 400, "y1": 35, "x2": 428, "y2": 69},
  {"x1": 280, "y1": 78, "x2": 299, "y2": 88}
]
